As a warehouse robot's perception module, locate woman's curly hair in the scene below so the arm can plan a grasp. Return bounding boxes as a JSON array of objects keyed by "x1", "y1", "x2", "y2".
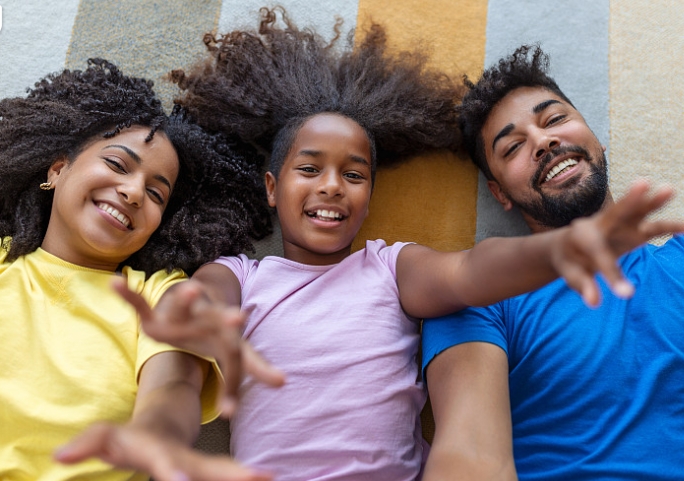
[
  {"x1": 170, "y1": 7, "x2": 465, "y2": 181},
  {"x1": 0, "y1": 59, "x2": 271, "y2": 276},
  {"x1": 459, "y1": 44, "x2": 574, "y2": 180}
]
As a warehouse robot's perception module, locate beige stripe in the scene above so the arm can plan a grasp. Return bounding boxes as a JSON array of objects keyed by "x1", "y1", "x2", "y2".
[
  {"x1": 352, "y1": 0, "x2": 487, "y2": 252},
  {"x1": 610, "y1": 0, "x2": 684, "y2": 222},
  {"x1": 66, "y1": 0, "x2": 222, "y2": 111}
]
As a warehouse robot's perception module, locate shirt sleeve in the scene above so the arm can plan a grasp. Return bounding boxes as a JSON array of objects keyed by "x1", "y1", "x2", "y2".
[
  {"x1": 421, "y1": 302, "x2": 509, "y2": 382},
  {"x1": 131, "y1": 268, "x2": 223, "y2": 423}
]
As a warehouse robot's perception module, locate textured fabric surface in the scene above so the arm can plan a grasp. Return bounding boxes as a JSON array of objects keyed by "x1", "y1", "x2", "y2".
[{"x1": 2, "y1": 0, "x2": 682, "y2": 458}]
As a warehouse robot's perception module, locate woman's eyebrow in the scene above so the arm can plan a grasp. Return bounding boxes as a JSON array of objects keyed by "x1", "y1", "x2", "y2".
[{"x1": 105, "y1": 144, "x2": 172, "y2": 189}]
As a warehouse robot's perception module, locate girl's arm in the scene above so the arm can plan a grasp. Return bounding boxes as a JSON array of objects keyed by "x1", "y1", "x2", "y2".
[
  {"x1": 56, "y1": 351, "x2": 272, "y2": 481},
  {"x1": 422, "y1": 342, "x2": 516, "y2": 481},
  {"x1": 397, "y1": 181, "x2": 684, "y2": 318}
]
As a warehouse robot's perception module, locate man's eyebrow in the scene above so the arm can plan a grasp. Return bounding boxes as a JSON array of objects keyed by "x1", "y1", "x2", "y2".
[
  {"x1": 105, "y1": 144, "x2": 172, "y2": 189},
  {"x1": 532, "y1": 99, "x2": 561, "y2": 114},
  {"x1": 491, "y1": 99, "x2": 564, "y2": 152},
  {"x1": 492, "y1": 123, "x2": 514, "y2": 152}
]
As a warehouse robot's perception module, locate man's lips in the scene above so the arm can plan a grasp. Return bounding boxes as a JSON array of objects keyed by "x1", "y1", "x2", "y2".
[{"x1": 535, "y1": 146, "x2": 592, "y2": 186}]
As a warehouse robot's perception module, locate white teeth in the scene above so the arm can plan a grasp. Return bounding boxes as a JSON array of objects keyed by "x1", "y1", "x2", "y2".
[
  {"x1": 545, "y1": 158, "x2": 579, "y2": 182},
  {"x1": 97, "y1": 202, "x2": 131, "y2": 228},
  {"x1": 315, "y1": 209, "x2": 343, "y2": 220}
]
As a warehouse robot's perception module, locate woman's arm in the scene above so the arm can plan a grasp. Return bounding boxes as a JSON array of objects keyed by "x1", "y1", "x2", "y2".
[
  {"x1": 56, "y1": 351, "x2": 273, "y2": 481},
  {"x1": 114, "y1": 264, "x2": 284, "y2": 414},
  {"x1": 422, "y1": 342, "x2": 516, "y2": 481}
]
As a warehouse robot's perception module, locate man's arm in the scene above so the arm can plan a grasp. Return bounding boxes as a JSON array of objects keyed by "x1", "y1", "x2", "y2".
[
  {"x1": 422, "y1": 342, "x2": 516, "y2": 481},
  {"x1": 397, "y1": 181, "x2": 683, "y2": 318}
]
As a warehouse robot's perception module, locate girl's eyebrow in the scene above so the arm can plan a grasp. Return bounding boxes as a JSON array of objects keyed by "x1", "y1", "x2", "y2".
[
  {"x1": 104, "y1": 144, "x2": 172, "y2": 189},
  {"x1": 298, "y1": 149, "x2": 370, "y2": 166}
]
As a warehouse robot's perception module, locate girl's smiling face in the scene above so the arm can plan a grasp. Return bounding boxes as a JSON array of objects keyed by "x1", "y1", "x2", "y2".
[
  {"x1": 266, "y1": 113, "x2": 373, "y2": 266},
  {"x1": 41, "y1": 126, "x2": 179, "y2": 271}
]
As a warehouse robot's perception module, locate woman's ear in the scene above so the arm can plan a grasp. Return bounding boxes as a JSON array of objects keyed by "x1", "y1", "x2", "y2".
[
  {"x1": 265, "y1": 171, "x2": 277, "y2": 208},
  {"x1": 487, "y1": 180, "x2": 514, "y2": 211},
  {"x1": 47, "y1": 158, "x2": 68, "y2": 186}
]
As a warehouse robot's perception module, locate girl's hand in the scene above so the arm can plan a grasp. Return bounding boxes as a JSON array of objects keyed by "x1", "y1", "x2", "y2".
[
  {"x1": 113, "y1": 279, "x2": 285, "y2": 416},
  {"x1": 553, "y1": 180, "x2": 684, "y2": 307},
  {"x1": 55, "y1": 422, "x2": 272, "y2": 481}
]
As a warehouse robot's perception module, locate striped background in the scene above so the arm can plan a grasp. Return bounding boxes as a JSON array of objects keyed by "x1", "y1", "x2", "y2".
[
  {"x1": 1, "y1": 0, "x2": 681, "y2": 249},
  {"x1": 1, "y1": 0, "x2": 682, "y2": 450}
]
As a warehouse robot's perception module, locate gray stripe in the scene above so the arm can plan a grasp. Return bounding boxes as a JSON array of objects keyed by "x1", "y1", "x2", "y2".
[
  {"x1": 0, "y1": 0, "x2": 80, "y2": 99},
  {"x1": 476, "y1": 0, "x2": 610, "y2": 241},
  {"x1": 66, "y1": 0, "x2": 222, "y2": 111}
]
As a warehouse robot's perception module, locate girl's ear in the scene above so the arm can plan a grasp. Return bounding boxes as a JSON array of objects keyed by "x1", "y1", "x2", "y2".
[
  {"x1": 487, "y1": 180, "x2": 513, "y2": 211},
  {"x1": 265, "y1": 171, "x2": 277, "y2": 208},
  {"x1": 47, "y1": 158, "x2": 68, "y2": 186}
]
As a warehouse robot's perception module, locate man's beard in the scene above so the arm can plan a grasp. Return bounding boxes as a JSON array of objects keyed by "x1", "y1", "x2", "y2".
[{"x1": 509, "y1": 145, "x2": 609, "y2": 229}]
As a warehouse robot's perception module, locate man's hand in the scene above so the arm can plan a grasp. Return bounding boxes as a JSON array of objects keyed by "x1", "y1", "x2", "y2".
[
  {"x1": 55, "y1": 423, "x2": 272, "y2": 481},
  {"x1": 113, "y1": 279, "x2": 285, "y2": 416},
  {"x1": 553, "y1": 180, "x2": 684, "y2": 306}
]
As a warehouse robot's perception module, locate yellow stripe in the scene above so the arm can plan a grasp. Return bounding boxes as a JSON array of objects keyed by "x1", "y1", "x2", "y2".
[
  {"x1": 66, "y1": 0, "x2": 223, "y2": 111},
  {"x1": 352, "y1": 0, "x2": 487, "y2": 252}
]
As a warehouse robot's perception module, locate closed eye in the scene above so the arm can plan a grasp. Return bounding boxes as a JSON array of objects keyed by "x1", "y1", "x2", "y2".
[
  {"x1": 147, "y1": 188, "x2": 165, "y2": 204},
  {"x1": 503, "y1": 143, "x2": 520, "y2": 158},
  {"x1": 547, "y1": 114, "x2": 566, "y2": 126},
  {"x1": 104, "y1": 157, "x2": 126, "y2": 173}
]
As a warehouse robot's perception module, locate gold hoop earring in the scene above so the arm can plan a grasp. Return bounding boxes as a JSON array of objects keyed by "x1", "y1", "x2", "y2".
[{"x1": 39, "y1": 182, "x2": 53, "y2": 191}]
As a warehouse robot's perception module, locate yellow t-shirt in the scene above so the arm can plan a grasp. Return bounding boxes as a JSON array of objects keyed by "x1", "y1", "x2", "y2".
[{"x1": 0, "y1": 245, "x2": 220, "y2": 481}]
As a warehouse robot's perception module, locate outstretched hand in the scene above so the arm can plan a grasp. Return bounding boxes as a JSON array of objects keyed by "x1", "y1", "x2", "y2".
[
  {"x1": 55, "y1": 423, "x2": 272, "y2": 481},
  {"x1": 113, "y1": 279, "x2": 285, "y2": 416},
  {"x1": 553, "y1": 180, "x2": 684, "y2": 307}
]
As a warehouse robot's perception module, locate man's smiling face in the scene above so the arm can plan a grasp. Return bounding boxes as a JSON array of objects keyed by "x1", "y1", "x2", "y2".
[{"x1": 482, "y1": 86, "x2": 609, "y2": 232}]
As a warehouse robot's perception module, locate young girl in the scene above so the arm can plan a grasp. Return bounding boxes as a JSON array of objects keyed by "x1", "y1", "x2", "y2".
[
  {"x1": 132, "y1": 8, "x2": 676, "y2": 481},
  {"x1": 0, "y1": 59, "x2": 275, "y2": 481}
]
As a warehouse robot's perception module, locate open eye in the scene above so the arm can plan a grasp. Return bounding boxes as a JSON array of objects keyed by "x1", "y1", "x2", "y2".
[
  {"x1": 344, "y1": 171, "x2": 366, "y2": 182},
  {"x1": 297, "y1": 166, "x2": 319, "y2": 174}
]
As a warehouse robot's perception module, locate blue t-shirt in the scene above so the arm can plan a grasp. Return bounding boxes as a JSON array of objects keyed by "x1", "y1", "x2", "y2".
[{"x1": 422, "y1": 235, "x2": 684, "y2": 480}]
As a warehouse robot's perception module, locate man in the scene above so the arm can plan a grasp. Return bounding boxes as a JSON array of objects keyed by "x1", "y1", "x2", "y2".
[{"x1": 421, "y1": 45, "x2": 684, "y2": 480}]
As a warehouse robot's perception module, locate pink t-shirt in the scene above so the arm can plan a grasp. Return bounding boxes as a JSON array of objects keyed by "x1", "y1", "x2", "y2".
[{"x1": 214, "y1": 240, "x2": 425, "y2": 481}]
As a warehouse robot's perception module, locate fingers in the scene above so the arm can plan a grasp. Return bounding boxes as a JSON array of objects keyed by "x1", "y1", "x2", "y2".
[
  {"x1": 242, "y1": 342, "x2": 286, "y2": 388},
  {"x1": 112, "y1": 277, "x2": 155, "y2": 322},
  {"x1": 57, "y1": 424, "x2": 274, "y2": 481},
  {"x1": 641, "y1": 219, "x2": 684, "y2": 239},
  {"x1": 54, "y1": 423, "x2": 115, "y2": 465}
]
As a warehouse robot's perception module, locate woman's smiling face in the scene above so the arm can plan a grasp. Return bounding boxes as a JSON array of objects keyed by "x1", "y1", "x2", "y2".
[{"x1": 41, "y1": 126, "x2": 179, "y2": 271}]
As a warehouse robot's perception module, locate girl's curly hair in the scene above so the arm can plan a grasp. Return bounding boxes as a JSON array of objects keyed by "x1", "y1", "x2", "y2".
[
  {"x1": 459, "y1": 45, "x2": 574, "y2": 181},
  {"x1": 169, "y1": 7, "x2": 465, "y2": 181},
  {"x1": 0, "y1": 59, "x2": 271, "y2": 276}
]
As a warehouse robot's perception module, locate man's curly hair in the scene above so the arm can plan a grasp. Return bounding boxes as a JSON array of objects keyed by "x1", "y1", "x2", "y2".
[
  {"x1": 0, "y1": 58, "x2": 271, "y2": 276},
  {"x1": 169, "y1": 7, "x2": 465, "y2": 182},
  {"x1": 459, "y1": 45, "x2": 574, "y2": 181}
]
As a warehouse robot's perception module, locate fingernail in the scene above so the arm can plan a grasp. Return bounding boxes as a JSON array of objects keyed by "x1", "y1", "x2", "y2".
[
  {"x1": 172, "y1": 471, "x2": 190, "y2": 481},
  {"x1": 221, "y1": 397, "x2": 237, "y2": 415},
  {"x1": 614, "y1": 280, "x2": 634, "y2": 299}
]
